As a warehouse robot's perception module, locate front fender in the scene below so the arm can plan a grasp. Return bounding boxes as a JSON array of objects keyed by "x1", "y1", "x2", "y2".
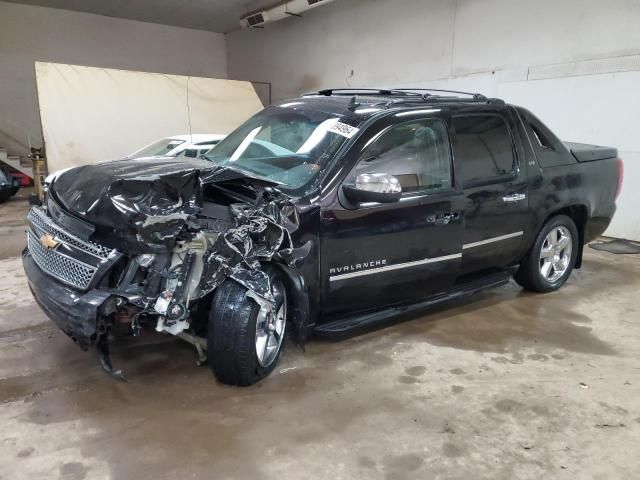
[{"x1": 273, "y1": 263, "x2": 311, "y2": 345}]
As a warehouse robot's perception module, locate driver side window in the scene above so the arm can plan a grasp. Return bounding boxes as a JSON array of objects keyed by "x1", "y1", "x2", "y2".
[{"x1": 354, "y1": 118, "x2": 452, "y2": 194}]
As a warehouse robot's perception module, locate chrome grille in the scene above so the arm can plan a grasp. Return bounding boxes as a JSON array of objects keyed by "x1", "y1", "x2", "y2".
[
  {"x1": 27, "y1": 230, "x2": 97, "y2": 289},
  {"x1": 26, "y1": 207, "x2": 120, "y2": 291},
  {"x1": 28, "y1": 208, "x2": 112, "y2": 259}
]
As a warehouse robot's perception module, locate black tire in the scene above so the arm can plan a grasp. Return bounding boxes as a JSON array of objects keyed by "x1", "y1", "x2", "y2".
[
  {"x1": 207, "y1": 267, "x2": 288, "y2": 386},
  {"x1": 515, "y1": 214, "x2": 579, "y2": 293}
]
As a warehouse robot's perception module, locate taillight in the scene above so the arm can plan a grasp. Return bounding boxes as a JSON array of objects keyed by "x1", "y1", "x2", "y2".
[{"x1": 615, "y1": 157, "x2": 624, "y2": 201}]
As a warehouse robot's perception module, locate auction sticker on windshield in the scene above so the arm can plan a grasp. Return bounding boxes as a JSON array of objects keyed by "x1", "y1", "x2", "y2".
[{"x1": 327, "y1": 121, "x2": 359, "y2": 139}]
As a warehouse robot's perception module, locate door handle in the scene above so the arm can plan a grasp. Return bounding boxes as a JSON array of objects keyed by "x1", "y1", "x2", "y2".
[{"x1": 502, "y1": 193, "x2": 526, "y2": 203}]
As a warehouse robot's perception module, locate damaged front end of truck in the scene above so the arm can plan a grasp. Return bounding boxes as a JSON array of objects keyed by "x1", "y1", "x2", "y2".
[{"x1": 23, "y1": 158, "x2": 310, "y2": 379}]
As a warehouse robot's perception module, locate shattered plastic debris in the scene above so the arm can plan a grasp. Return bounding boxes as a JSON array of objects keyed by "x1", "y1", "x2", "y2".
[
  {"x1": 52, "y1": 158, "x2": 205, "y2": 253},
  {"x1": 50, "y1": 158, "x2": 290, "y2": 254},
  {"x1": 59, "y1": 159, "x2": 307, "y2": 299},
  {"x1": 50, "y1": 159, "x2": 312, "y2": 353},
  {"x1": 201, "y1": 189, "x2": 309, "y2": 302},
  {"x1": 52, "y1": 158, "x2": 311, "y2": 303}
]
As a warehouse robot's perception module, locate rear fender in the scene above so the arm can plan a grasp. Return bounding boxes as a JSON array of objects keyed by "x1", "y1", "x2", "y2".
[{"x1": 540, "y1": 205, "x2": 588, "y2": 269}]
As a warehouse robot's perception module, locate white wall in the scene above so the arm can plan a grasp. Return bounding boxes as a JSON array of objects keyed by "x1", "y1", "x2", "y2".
[
  {"x1": 227, "y1": 0, "x2": 640, "y2": 101},
  {"x1": 0, "y1": 1, "x2": 227, "y2": 154},
  {"x1": 227, "y1": 0, "x2": 640, "y2": 240},
  {"x1": 228, "y1": 0, "x2": 457, "y2": 101}
]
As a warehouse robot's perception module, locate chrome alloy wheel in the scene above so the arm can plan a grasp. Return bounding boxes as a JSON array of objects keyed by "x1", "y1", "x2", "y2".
[
  {"x1": 255, "y1": 281, "x2": 286, "y2": 368},
  {"x1": 539, "y1": 226, "x2": 572, "y2": 283}
]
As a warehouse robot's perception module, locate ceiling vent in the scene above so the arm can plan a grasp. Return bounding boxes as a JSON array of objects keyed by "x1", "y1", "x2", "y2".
[
  {"x1": 240, "y1": 0, "x2": 336, "y2": 28},
  {"x1": 240, "y1": 11, "x2": 269, "y2": 28}
]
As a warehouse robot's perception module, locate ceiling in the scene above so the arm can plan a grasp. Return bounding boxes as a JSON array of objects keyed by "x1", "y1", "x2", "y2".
[{"x1": 5, "y1": 0, "x2": 280, "y2": 33}]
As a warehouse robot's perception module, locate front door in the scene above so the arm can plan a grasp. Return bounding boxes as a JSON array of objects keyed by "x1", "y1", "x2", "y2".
[
  {"x1": 320, "y1": 114, "x2": 464, "y2": 317},
  {"x1": 451, "y1": 112, "x2": 529, "y2": 275}
]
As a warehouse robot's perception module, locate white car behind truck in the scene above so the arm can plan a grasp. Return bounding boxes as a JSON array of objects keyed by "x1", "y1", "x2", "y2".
[{"x1": 128, "y1": 134, "x2": 225, "y2": 159}]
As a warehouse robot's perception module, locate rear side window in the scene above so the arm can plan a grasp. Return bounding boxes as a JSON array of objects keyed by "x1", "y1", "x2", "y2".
[
  {"x1": 530, "y1": 123, "x2": 554, "y2": 150},
  {"x1": 452, "y1": 115, "x2": 516, "y2": 186},
  {"x1": 520, "y1": 109, "x2": 575, "y2": 167}
]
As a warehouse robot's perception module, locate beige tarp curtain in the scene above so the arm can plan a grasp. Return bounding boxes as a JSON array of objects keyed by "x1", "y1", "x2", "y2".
[{"x1": 35, "y1": 62, "x2": 264, "y2": 171}]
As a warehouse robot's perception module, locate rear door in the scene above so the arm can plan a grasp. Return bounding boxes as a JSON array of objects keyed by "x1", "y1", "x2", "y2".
[
  {"x1": 451, "y1": 111, "x2": 529, "y2": 275},
  {"x1": 320, "y1": 112, "x2": 465, "y2": 317}
]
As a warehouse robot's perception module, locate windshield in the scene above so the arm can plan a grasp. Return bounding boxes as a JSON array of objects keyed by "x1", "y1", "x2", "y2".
[
  {"x1": 131, "y1": 138, "x2": 186, "y2": 158},
  {"x1": 205, "y1": 105, "x2": 363, "y2": 192}
]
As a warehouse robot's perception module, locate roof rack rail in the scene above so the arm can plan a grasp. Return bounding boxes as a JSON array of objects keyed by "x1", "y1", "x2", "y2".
[
  {"x1": 300, "y1": 87, "x2": 503, "y2": 106},
  {"x1": 304, "y1": 88, "x2": 423, "y2": 97},
  {"x1": 393, "y1": 88, "x2": 487, "y2": 100},
  {"x1": 303, "y1": 87, "x2": 489, "y2": 101}
]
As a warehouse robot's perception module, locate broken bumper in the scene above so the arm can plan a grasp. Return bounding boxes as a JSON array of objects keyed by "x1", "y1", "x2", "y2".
[{"x1": 23, "y1": 250, "x2": 112, "y2": 350}]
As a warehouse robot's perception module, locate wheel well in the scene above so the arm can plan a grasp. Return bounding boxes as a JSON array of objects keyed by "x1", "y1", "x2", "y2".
[
  {"x1": 544, "y1": 205, "x2": 588, "y2": 268},
  {"x1": 269, "y1": 263, "x2": 310, "y2": 345}
]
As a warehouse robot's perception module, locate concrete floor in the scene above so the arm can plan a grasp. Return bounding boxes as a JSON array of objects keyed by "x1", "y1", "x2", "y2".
[{"x1": 1, "y1": 196, "x2": 639, "y2": 480}]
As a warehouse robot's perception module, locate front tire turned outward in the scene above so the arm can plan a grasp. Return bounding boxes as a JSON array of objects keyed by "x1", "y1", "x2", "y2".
[
  {"x1": 515, "y1": 215, "x2": 579, "y2": 293},
  {"x1": 207, "y1": 267, "x2": 288, "y2": 386}
]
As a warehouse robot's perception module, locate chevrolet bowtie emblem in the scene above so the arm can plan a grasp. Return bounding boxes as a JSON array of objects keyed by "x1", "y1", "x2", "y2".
[{"x1": 39, "y1": 233, "x2": 59, "y2": 249}]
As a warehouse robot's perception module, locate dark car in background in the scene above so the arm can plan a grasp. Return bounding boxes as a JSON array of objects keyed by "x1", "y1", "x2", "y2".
[
  {"x1": 0, "y1": 168, "x2": 20, "y2": 203},
  {"x1": 22, "y1": 88, "x2": 622, "y2": 386},
  {"x1": 9, "y1": 171, "x2": 32, "y2": 187}
]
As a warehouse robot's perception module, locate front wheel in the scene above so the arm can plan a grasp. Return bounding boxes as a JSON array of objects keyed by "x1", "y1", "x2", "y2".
[
  {"x1": 515, "y1": 215, "x2": 579, "y2": 293},
  {"x1": 207, "y1": 267, "x2": 288, "y2": 386}
]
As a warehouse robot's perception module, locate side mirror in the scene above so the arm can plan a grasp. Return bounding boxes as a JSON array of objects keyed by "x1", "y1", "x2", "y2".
[{"x1": 342, "y1": 173, "x2": 402, "y2": 204}]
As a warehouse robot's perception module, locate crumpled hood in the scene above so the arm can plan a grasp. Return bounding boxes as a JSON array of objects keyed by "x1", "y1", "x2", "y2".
[{"x1": 51, "y1": 157, "x2": 280, "y2": 253}]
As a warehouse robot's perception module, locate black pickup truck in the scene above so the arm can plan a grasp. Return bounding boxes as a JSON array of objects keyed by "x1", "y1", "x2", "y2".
[{"x1": 23, "y1": 88, "x2": 622, "y2": 385}]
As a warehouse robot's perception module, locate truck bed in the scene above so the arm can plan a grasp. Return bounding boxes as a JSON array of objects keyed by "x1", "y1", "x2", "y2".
[{"x1": 564, "y1": 141, "x2": 618, "y2": 163}]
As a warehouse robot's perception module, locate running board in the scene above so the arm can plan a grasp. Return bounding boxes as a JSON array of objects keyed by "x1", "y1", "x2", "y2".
[{"x1": 314, "y1": 269, "x2": 515, "y2": 338}]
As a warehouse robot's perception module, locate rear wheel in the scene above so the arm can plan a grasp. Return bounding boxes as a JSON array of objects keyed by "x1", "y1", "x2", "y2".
[
  {"x1": 207, "y1": 267, "x2": 287, "y2": 386},
  {"x1": 515, "y1": 215, "x2": 579, "y2": 292}
]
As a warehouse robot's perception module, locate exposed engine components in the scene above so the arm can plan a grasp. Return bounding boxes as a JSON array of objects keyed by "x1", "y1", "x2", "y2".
[{"x1": 166, "y1": 302, "x2": 186, "y2": 321}]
